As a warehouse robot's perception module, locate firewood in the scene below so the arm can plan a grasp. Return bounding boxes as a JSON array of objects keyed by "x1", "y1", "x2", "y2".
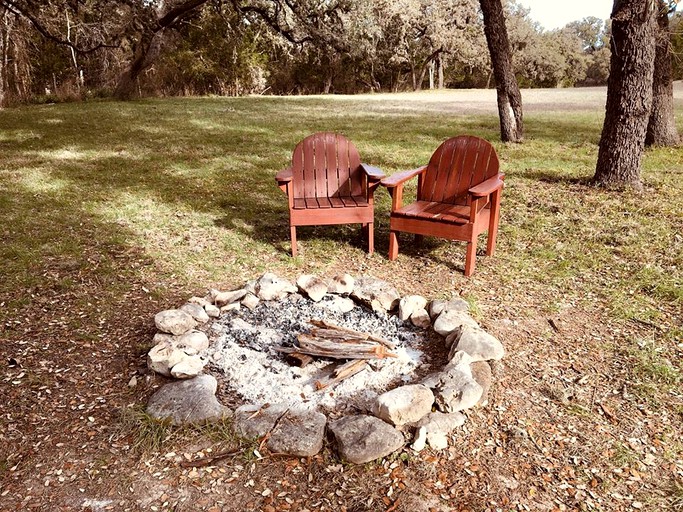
[
  {"x1": 309, "y1": 319, "x2": 396, "y2": 349},
  {"x1": 296, "y1": 334, "x2": 397, "y2": 359},
  {"x1": 287, "y1": 352, "x2": 314, "y2": 367},
  {"x1": 315, "y1": 359, "x2": 368, "y2": 390}
]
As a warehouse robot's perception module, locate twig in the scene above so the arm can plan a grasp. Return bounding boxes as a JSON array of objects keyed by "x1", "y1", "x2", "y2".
[{"x1": 179, "y1": 447, "x2": 242, "y2": 468}]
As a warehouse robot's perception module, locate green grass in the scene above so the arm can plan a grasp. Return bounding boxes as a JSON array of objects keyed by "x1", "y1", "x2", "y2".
[
  {"x1": 117, "y1": 405, "x2": 244, "y2": 454},
  {"x1": 1, "y1": 92, "x2": 681, "y2": 409}
]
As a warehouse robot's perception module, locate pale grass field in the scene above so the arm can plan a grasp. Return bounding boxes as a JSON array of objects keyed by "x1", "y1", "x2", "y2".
[
  {"x1": 283, "y1": 81, "x2": 683, "y2": 114},
  {"x1": 0, "y1": 85, "x2": 682, "y2": 511}
]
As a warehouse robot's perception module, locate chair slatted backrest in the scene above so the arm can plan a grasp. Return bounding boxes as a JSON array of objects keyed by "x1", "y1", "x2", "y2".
[
  {"x1": 291, "y1": 133, "x2": 364, "y2": 200},
  {"x1": 419, "y1": 136, "x2": 499, "y2": 205}
]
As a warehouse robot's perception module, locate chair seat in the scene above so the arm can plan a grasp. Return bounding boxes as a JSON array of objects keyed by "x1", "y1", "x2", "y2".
[
  {"x1": 293, "y1": 196, "x2": 369, "y2": 209},
  {"x1": 393, "y1": 201, "x2": 469, "y2": 225}
]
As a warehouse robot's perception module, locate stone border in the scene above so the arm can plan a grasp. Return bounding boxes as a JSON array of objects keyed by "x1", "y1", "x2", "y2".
[{"x1": 145, "y1": 273, "x2": 505, "y2": 463}]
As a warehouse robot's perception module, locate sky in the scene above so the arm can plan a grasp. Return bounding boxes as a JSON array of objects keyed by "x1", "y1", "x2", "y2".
[{"x1": 515, "y1": 0, "x2": 614, "y2": 30}]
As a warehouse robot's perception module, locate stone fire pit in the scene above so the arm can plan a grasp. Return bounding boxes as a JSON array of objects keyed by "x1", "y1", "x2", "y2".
[{"x1": 144, "y1": 273, "x2": 504, "y2": 464}]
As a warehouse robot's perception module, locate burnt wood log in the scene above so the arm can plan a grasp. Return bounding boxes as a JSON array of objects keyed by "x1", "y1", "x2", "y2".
[
  {"x1": 277, "y1": 334, "x2": 397, "y2": 360},
  {"x1": 314, "y1": 359, "x2": 369, "y2": 390},
  {"x1": 309, "y1": 319, "x2": 396, "y2": 349}
]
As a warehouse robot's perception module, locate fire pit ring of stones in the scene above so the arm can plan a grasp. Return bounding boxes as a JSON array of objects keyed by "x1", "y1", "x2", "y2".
[{"x1": 145, "y1": 273, "x2": 505, "y2": 464}]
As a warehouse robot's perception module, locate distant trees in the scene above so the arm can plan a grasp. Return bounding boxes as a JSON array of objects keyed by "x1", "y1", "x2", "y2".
[
  {"x1": 2, "y1": 0, "x2": 679, "y2": 107},
  {"x1": 565, "y1": 16, "x2": 611, "y2": 86}
]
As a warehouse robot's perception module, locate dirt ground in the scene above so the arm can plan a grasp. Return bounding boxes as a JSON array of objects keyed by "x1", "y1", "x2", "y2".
[{"x1": 1, "y1": 85, "x2": 682, "y2": 512}]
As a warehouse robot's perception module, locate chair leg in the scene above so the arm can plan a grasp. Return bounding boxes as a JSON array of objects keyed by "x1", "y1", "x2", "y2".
[
  {"x1": 465, "y1": 238, "x2": 477, "y2": 276},
  {"x1": 486, "y1": 190, "x2": 501, "y2": 256},
  {"x1": 414, "y1": 234, "x2": 424, "y2": 246},
  {"x1": 290, "y1": 226, "x2": 297, "y2": 257},
  {"x1": 389, "y1": 231, "x2": 399, "y2": 260},
  {"x1": 367, "y1": 223, "x2": 374, "y2": 254}
]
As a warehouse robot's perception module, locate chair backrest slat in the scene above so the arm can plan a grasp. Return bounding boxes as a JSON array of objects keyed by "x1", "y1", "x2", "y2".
[
  {"x1": 314, "y1": 134, "x2": 329, "y2": 199},
  {"x1": 325, "y1": 133, "x2": 339, "y2": 198},
  {"x1": 348, "y1": 139, "x2": 362, "y2": 197},
  {"x1": 291, "y1": 133, "x2": 364, "y2": 200},
  {"x1": 302, "y1": 136, "x2": 317, "y2": 199},
  {"x1": 420, "y1": 135, "x2": 499, "y2": 204}
]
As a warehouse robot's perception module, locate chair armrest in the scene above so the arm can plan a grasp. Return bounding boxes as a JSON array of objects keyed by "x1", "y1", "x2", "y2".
[
  {"x1": 275, "y1": 167, "x2": 292, "y2": 184},
  {"x1": 381, "y1": 166, "x2": 427, "y2": 188},
  {"x1": 468, "y1": 173, "x2": 505, "y2": 198},
  {"x1": 360, "y1": 163, "x2": 385, "y2": 181}
]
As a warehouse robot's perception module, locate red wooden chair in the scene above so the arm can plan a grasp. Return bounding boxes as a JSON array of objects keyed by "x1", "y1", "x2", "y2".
[
  {"x1": 275, "y1": 132, "x2": 385, "y2": 256},
  {"x1": 381, "y1": 135, "x2": 504, "y2": 276}
]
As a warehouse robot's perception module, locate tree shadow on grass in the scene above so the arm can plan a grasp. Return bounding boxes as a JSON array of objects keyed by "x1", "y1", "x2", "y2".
[
  {"x1": 518, "y1": 168, "x2": 594, "y2": 185},
  {"x1": 0, "y1": 97, "x2": 608, "y2": 270}
]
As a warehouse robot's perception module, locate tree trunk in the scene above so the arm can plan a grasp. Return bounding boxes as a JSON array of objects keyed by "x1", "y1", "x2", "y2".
[
  {"x1": 594, "y1": 0, "x2": 658, "y2": 189},
  {"x1": 479, "y1": 0, "x2": 523, "y2": 143},
  {"x1": 113, "y1": 31, "x2": 158, "y2": 100},
  {"x1": 114, "y1": 0, "x2": 209, "y2": 100},
  {"x1": 438, "y1": 55, "x2": 444, "y2": 89},
  {"x1": 411, "y1": 64, "x2": 419, "y2": 91},
  {"x1": 0, "y1": 9, "x2": 6, "y2": 108},
  {"x1": 645, "y1": 1, "x2": 680, "y2": 146}
]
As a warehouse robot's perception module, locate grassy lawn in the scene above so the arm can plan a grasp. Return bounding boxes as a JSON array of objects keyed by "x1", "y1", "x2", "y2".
[{"x1": 1, "y1": 91, "x2": 682, "y2": 510}]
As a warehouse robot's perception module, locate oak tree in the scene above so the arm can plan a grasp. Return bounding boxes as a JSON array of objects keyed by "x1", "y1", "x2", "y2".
[{"x1": 594, "y1": 0, "x2": 658, "y2": 189}]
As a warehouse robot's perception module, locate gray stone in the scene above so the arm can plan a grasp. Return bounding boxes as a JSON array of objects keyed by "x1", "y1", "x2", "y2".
[
  {"x1": 410, "y1": 308, "x2": 432, "y2": 329},
  {"x1": 320, "y1": 296, "x2": 355, "y2": 314},
  {"x1": 398, "y1": 295, "x2": 428, "y2": 322},
  {"x1": 429, "y1": 297, "x2": 469, "y2": 319},
  {"x1": 169, "y1": 355, "x2": 206, "y2": 379},
  {"x1": 175, "y1": 330, "x2": 209, "y2": 352},
  {"x1": 413, "y1": 411, "x2": 466, "y2": 450},
  {"x1": 266, "y1": 407, "x2": 327, "y2": 457},
  {"x1": 471, "y1": 361, "x2": 493, "y2": 406},
  {"x1": 180, "y1": 303, "x2": 210, "y2": 324},
  {"x1": 433, "y1": 309, "x2": 478, "y2": 337},
  {"x1": 151, "y1": 332, "x2": 175, "y2": 345},
  {"x1": 220, "y1": 302, "x2": 241, "y2": 313},
  {"x1": 241, "y1": 293, "x2": 260, "y2": 310},
  {"x1": 296, "y1": 274, "x2": 329, "y2": 302},
  {"x1": 423, "y1": 352, "x2": 482, "y2": 413},
  {"x1": 147, "y1": 339, "x2": 186, "y2": 377},
  {"x1": 373, "y1": 384, "x2": 434, "y2": 426},
  {"x1": 329, "y1": 415, "x2": 405, "y2": 464},
  {"x1": 147, "y1": 330, "x2": 209, "y2": 378},
  {"x1": 204, "y1": 304, "x2": 221, "y2": 318},
  {"x1": 243, "y1": 279, "x2": 257, "y2": 295},
  {"x1": 327, "y1": 274, "x2": 355, "y2": 295},
  {"x1": 351, "y1": 277, "x2": 400, "y2": 312},
  {"x1": 188, "y1": 296, "x2": 211, "y2": 307},
  {"x1": 233, "y1": 403, "x2": 290, "y2": 439},
  {"x1": 450, "y1": 325, "x2": 505, "y2": 362},
  {"x1": 146, "y1": 374, "x2": 227, "y2": 425},
  {"x1": 212, "y1": 288, "x2": 247, "y2": 307},
  {"x1": 256, "y1": 273, "x2": 297, "y2": 301},
  {"x1": 154, "y1": 309, "x2": 197, "y2": 336}
]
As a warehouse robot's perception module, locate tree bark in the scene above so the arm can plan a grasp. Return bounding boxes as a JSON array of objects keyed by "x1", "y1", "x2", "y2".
[
  {"x1": 0, "y1": 9, "x2": 7, "y2": 107},
  {"x1": 114, "y1": 0, "x2": 209, "y2": 100},
  {"x1": 645, "y1": 0, "x2": 680, "y2": 146},
  {"x1": 113, "y1": 30, "x2": 159, "y2": 100},
  {"x1": 594, "y1": 0, "x2": 658, "y2": 189},
  {"x1": 479, "y1": 0, "x2": 523, "y2": 143}
]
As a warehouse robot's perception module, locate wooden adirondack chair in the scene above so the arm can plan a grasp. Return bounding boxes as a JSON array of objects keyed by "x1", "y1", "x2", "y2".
[
  {"x1": 275, "y1": 132, "x2": 385, "y2": 256},
  {"x1": 381, "y1": 135, "x2": 504, "y2": 276}
]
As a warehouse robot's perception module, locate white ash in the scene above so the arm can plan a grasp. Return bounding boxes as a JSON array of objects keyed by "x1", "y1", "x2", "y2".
[{"x1": 207, "y1": 294, "x2": 433, "y2": 414}]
